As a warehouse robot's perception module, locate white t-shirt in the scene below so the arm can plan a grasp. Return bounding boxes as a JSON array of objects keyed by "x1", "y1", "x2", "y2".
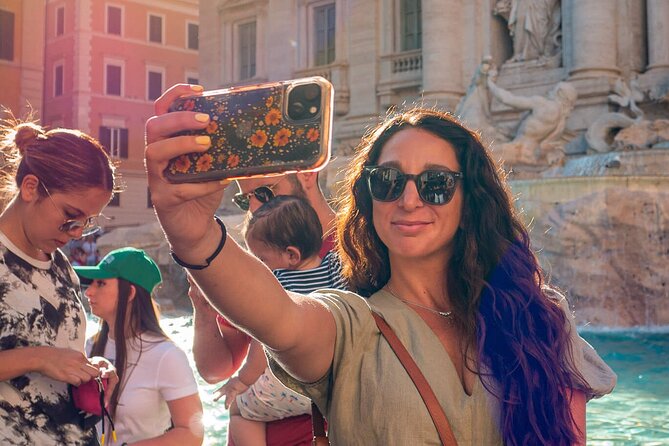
[{"x1": 87, "y1": 334, "x2": 199, "y2": 444}]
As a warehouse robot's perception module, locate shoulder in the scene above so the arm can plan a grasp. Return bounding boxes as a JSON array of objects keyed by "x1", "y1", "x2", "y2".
[
  {"x1": 139, "y1": 336, "x2": 181, "y2": 354},
  {"x1": 312, "y1": 289, "x2": 371, "y2": 318},
  {"x1": 138, "y1": 337, "x2": 194, "y2": 375},
  {"x1": 155, "y1": 338, "x2": 191, "y2": 365},
  {"x1": 53, "y1": 249, "x2": 81, "y2": 286}
]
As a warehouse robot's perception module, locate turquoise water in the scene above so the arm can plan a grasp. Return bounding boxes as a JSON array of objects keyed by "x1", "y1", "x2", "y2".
[
  {"x1": 582, "y1": 330, "x2": 669, "y2": 445},
  {"x1": 155, "y1": 318, "x2": 668, "y2": 445}
]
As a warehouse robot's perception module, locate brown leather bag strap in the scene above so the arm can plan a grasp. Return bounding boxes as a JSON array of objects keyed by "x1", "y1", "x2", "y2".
[
  {"x1": 311, "y1": 401, "x2": 329, "y2": 445},
  {"x1": 372, "y1": 311, "x2": 459, "y2": 446}
]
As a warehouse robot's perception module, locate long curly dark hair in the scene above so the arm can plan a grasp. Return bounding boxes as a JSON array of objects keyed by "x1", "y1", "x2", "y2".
[{"x1": 335, "y1": 107, "x2": 586, "y2": 445}]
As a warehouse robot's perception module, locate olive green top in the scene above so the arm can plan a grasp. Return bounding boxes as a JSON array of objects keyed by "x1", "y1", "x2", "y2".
[{"x1": 269, "y1": 289, "x2": 616, "y2": 445}]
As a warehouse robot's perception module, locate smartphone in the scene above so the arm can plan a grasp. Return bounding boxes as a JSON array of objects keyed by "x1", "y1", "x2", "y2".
[{"x1": 165, "y1": 76, "x2": 334, "y2": 183}]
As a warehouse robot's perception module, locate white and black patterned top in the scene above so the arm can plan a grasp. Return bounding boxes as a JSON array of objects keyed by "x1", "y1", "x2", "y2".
[
  {"x1": 0, "y1": 231, "x2": 97, "y2": 445},
  {"x1": 273, "y1": 251, "x2": 348, "y2": 294}
]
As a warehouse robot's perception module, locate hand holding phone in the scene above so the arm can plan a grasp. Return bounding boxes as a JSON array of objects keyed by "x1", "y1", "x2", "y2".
[{"x1": 165, "y1": 76, "x2": 334, "y2": 183}]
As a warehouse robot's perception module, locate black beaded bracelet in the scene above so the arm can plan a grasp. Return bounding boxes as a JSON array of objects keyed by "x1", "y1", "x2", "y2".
[{"x1": 171, "y1": 216, "x2": 227, "y2": 270}]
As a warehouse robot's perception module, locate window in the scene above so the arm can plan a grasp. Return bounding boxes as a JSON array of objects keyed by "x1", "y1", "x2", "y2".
[
  {"x1": 147, "y1": 70, "x2": 163, "y2": 101},
  {"x1": 56, "y1": 6, "x2": 64, "y2": 36},
  {"x1": 105, "y1": 63, "x2": 122, "y2": 96},
  {"x1": 99, "y1": 126, "x2": 128, "y2": 159},
  {"x1": 314, "y1": 4, "x2": 335, "y2": 66},
  {"x1": 107, "y1": 5, "x2": 121, "y2": 35},
  {"x1": 54, "y1": 64, "x2": 64, "y2": 97},
  {"x1": 0, "y1": 9, "x2": 14, "y2": 61},
  {"x1": 400, "y1": 0, "x2": 421, "y2": 51},
  {"x1": 187, "y1": 22, "x2": 198, "y2": 50},
  {"x1": 239, "y1": 21, "x2": 256, "y2": 80},
  {"x1": 149, "y1": 14, "x2": 163, "y2": 43}
]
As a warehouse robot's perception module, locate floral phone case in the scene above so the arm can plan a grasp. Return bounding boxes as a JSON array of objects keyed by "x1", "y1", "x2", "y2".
[{"x1": 165, "y1": 76, "x2": 333, "y2": 183}]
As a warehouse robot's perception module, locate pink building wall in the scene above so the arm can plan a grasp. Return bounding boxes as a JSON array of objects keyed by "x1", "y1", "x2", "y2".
[
  {"x1": 0, "y1": 0, "x2": 45, "y2": 120},
  {"x1": 40, "y1": 0, "x2": 198, "y2": 227}
]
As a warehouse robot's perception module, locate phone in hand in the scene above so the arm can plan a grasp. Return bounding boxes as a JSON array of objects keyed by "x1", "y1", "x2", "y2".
[{"x1": 165, "y1": 76, "x2": 334, "y2": 183}]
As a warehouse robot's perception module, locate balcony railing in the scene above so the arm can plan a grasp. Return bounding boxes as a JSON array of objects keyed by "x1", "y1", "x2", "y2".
[
  {"x1": 378, "y1": 49, "x2": 423, "y2": 107},
  {"x1": 391, "y1": 51, "x2": 422, "y2": 73}
]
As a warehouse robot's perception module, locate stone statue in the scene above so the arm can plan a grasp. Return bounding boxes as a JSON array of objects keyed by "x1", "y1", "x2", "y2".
[
  {"x1": 455, "y1": 57, "x2": 508, "y2": 143},
  {"x1": 494, "y1": 0, "x2": 561, "y2": 64},
  {"x1": 487, "y1": 78, "x2": 578, "y2": 167},
  {"x1": 586, "y1": 78, "x2": 645, "y2": 153}
]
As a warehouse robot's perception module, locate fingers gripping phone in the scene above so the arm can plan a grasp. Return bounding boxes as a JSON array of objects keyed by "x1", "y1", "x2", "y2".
[{"x1": 165, "y1": 76, "x2": 334, "y2": 183}]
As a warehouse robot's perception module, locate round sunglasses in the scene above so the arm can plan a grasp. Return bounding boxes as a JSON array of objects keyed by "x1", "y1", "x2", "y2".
[
  {"x1": 364, "y1": 166, "x2": 463, "y2": 205},
  {"x1": 41, "y1": 182, "x2": 102, "y2": 237}
]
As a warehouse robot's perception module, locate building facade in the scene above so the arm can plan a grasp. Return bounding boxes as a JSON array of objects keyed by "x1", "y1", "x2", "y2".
[
  {"x1": 199, "y1": 0, "x2": 669, "y2": 326},
  {"x1": 199, "y1": 0, "x2": 669, "y2": 186},
  {"x1": 0, "y1": 0, "x2": 46, "y2": 120},
  {"x1": 0, "y1": 0, "x2": 199, "y2": 227}
]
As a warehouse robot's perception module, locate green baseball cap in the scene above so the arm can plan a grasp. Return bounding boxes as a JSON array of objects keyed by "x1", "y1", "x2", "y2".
[{"x1": 74, "y1": 247, "x2": 162, "y2": 294}]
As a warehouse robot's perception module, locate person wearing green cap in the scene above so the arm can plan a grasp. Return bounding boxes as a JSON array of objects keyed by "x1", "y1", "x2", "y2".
[{"x1": 76, "y1": 248, "x2": 204, "y2": 446}]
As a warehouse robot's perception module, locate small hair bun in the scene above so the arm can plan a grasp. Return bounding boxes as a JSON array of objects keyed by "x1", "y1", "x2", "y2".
[{"x1": 13, "y1": 123, "x2": 45, "y2": 155}]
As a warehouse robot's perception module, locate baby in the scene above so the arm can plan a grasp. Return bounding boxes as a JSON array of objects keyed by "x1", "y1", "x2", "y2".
[{"x1": 222, "y1": 195, "x2": 346, "y2": 446}]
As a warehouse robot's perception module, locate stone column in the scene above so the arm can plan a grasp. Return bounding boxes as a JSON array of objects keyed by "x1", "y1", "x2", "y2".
[
  {"x1": 19, "y1": 0, "x2": 46, "y2": 119},
  {"x1": 646, "y1": 0, "x2": 669, "y2": 74},
  {"x1": 568, "y1": 0, "x2": 620, "y2": 79},
  {"x1": 421, "y1": 0, "x2": 463, "y2": 110},
  {"x1": 73, "y1": 0, "x2": 93, "y2": 132}
]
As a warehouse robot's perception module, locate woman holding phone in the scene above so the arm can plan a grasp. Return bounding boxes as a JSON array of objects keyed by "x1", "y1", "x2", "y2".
[{"x1": 144, "y1": 85, "x2": 615, "y2": 445}]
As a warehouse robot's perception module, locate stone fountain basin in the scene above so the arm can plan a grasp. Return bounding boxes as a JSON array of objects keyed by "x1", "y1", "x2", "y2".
[{"x1": 511, "y1": 175, "x2": 669, "y2": 327}]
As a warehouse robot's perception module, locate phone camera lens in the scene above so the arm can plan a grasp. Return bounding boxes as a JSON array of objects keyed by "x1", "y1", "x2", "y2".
[
  {"x1": 287, "y1": 83, "x2": 322, "y2": 121},
  {"x1": 289, "y1": 102, "x2": 305, "y2": 116}
]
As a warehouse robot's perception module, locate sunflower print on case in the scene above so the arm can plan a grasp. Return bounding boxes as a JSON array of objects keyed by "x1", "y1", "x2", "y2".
[{"x1": 167, "y1": 85, "x2": 324, "y2": 182}]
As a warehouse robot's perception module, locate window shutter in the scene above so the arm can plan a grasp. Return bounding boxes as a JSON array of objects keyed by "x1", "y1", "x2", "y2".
[
  {"x1": 99, "y1": 126, "x2": 111, "y2": 154},
  {"x1": 120, "y1": 128, "x2": 129, "y2": 158}
]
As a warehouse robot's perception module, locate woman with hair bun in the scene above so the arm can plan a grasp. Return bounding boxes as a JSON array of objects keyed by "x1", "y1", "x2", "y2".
[{"x1": 0, "y1": 116, "x2": 120, "y2": 445}]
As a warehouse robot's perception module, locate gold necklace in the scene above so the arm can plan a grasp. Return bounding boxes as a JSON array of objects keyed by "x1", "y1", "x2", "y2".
[{"x1": 385, "y1": 283, "x2": 454, "y2": 320}]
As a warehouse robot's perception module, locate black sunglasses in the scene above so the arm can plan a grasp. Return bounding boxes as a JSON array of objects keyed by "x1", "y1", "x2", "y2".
[
  {"x1": 364, "y1": 166, "x2": 463, "y2": 205},
  {"x1": 232, "y1": 181, "x2": 282, "y2": 211}
]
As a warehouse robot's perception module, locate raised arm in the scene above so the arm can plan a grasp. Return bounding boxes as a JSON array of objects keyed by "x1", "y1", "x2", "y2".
[
  {"x1": 487, "y1": 77, "x2": 537, "y2": 110},
  {"x1": 145, "y1": 84, "x2": 336, "y2": 383}
]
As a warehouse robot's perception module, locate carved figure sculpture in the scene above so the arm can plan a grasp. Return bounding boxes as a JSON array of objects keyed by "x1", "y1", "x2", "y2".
[
  {"x1": 487, "y1": 78, "x2": 578, "y2": 166},
  {"x1": 455, "y1": 57, "x2": 508, "y2": 143},
  {"x1": 586, "y1": 78, "x2": 645, "y2": 153},
  {"x1": 494, "y1": 0, "x2": 561, "y2": 63}
]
